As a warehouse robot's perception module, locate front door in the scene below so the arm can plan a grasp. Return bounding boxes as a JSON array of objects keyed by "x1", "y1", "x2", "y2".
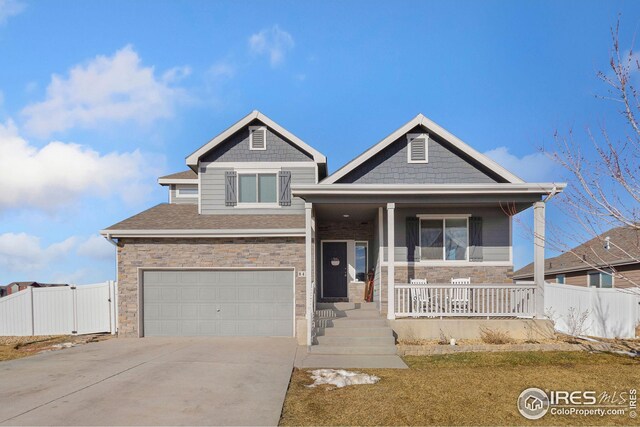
[{"x1": 322, "y1": 242, "x2": 348, "y2": 298}]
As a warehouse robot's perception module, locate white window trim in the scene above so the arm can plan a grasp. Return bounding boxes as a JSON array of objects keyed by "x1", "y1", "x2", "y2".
[
  {"x1": 236, "y1": 169, "x2": 280, "y2": 208},
  {"x1": 587, "y1": 269, "x2": 614, "y2": 288},
  {"x1": 418, "y1": 215, "x2": 470, "y2": 262},
  {"x1": 407, "y1": 133, "x2": 429, "y2": 164},
  {"x1": 354, "y1": 241, "x2": 369, "y2": 283},
  {"x1": 249, "y1": 126, "x2": 267, "y2": 151},
  {"x1": 175, "y1": 184, "x2": 198, "y2": 198}
]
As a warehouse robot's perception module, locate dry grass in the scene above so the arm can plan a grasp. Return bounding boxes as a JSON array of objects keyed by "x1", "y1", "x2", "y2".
[
  {"x1": 0, "y1": 334, "x2": 111, "y2": 362},
  {"x1": 280, "y1": 352, "x2": 640, "y2": 426},
  {"x1": 479, "y1": 327, "x2": 513, "y2": 344}
]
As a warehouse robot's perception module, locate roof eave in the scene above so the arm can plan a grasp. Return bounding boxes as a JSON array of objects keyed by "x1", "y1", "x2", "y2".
[
  {"x1": 100, "y1": 228, "x2": 306, "y2": 238},
  {"x1": 157, "y1": 178, "x2": 199, "y2": 186},
  {"x1": 185, "y1": 110, "x2": 327, "y2": 167},
  {"x1": 322, "y1": 113, "x2": 526, "y2": 184}
]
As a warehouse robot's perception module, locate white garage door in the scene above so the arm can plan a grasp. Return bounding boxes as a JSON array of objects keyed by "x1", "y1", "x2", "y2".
[{"x1": 142, "y1": 270, "x2": 294, "y2": 337}]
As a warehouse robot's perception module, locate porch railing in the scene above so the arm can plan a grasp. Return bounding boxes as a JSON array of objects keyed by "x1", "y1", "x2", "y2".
[{"x1": 395, "y1": 284, "x2": 536, "y2": 318}]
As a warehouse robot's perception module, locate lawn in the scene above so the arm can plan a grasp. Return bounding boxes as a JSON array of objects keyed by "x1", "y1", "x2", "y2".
[
  {"x1": 280, "y1": 352, "x2": 640, "y2": 426},
  {"x1": 0, "y1": 335, "x2": 109, "y2": 361}
]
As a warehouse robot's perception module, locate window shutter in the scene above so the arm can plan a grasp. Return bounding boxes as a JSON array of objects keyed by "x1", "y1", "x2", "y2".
[
  {"x1": 250, "y1": 128, "x2": 266, "y2": 150},
  {"x1": 410, "y1": 137, "x2": 427, "y2": 162},
  {"x1": 469, "y1": 217, "x2": 483, "y2": 262},
  {"x1": 406, "y1": 217, "x2": 420, "y2": 262},
  {"x1": 279, "y1": 170, "x2": 291, "y2": 206},
  {"x1": 225, "y1": 171, "x2": 237, "y2": 206}
]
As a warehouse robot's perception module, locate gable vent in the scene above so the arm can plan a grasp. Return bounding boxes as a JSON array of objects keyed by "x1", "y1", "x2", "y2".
[
  {"x1": 250, "y1": 126, "x2": 267, "y2": 150},
  {"x1": 407, "y1": 133, "x2": 428, "y2": 163}
]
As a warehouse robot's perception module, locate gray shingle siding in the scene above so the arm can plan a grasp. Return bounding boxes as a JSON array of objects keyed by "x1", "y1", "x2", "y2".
[
  {"x1": 201, "y1": 166, "x2": 316, "y2": 214},
  {"x1": 337, "y1": 126, "x2": 502, "y2": 184},
  {"x1": 201, "y1": 120, "x2": 313, "y2": 163},
  {"x1": 169, "y1": 185, "x2": 198, "y2": 205},
  {"x1": 383, "y1": 206, "x2": 510, "y2": 263}
]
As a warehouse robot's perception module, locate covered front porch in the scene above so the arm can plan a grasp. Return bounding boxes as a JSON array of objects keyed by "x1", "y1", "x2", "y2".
[{"x1": 297, "y1": 184, "x2": 559, "y2": 346}]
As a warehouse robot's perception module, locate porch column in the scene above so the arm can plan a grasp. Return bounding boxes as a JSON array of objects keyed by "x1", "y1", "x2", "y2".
[
  {"x1": 305, "y1": 202, "x2": 313, "y2": 346},
  {"x1": 533, "y1": 201, "x2": 545, "y2": 318},
  {"x1": 387, "y1": 203, "x2": 395, "y2": 320}
]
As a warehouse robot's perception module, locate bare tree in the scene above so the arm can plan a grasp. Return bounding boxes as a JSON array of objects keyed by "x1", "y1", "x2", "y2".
[{"x1": 521, "y1": 19, "x2": 640, "y2": 288}]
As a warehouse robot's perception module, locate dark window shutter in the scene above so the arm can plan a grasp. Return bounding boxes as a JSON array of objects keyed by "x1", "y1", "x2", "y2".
[
  {"x1": 225, "y1": 171, "x2": 237, "y2": 206},
  {"x1": 279, "y1": 170, "x2": 291, "y2": 206},
  {"x1": 469, "y1": 216, "x2": 483, "y2": 262},
  {"x1": 406, "y1": 217, "x2": 420, "y2": 262}
]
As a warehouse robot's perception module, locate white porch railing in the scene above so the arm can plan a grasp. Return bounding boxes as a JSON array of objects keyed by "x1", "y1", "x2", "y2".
[{"x1": 395, "y1": 284, "x2": 536, "y2": 318}]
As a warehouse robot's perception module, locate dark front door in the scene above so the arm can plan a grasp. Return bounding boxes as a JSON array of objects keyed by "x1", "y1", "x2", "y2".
[{"x1": 322, "y1": 242, "x2": 348, "y2": 298}]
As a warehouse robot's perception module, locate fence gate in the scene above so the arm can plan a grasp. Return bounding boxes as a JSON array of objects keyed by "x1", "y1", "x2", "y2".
[{"x1": 0, "y1": 281, "x2": 118, "y2": 336}]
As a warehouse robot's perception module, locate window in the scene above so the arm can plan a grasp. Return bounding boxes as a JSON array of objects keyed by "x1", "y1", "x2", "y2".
[
  {"x1": 355, "y1": 242, "x2": 368, "y2": 282},
  {"x1": 407, "y1": 133, "x2": 428, "y2": 163},
  {"x1": 588, "y1": 270, "x2": 614, "y2": 288},
  {"x1": 556, "y1": 274, "x2": 565, "y2": 284},
  {"x1": 420, "y1": 217, "x2": 469, "y2": 261},
  {"x1": 175, "y1": 185, "x2": 198, "y2": 198},
  {"x1": 249, "y1": 126, "x2": 267, "y2": 150},
  {"x1": 238, "y1": 173, "x2": 277, "y2": 204}
]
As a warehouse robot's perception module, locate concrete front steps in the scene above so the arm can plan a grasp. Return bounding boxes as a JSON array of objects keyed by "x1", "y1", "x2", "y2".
[{"x1": 311, "y1": 302, "x2": 398, "y2": 356}]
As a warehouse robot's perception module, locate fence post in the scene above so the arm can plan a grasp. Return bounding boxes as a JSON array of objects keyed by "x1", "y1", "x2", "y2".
[
  {"x1": 28, "y1": 286, "x2": 35, "y2": 336},
  {"x1": 109, "y1": 281, "x2": 117, "y2": 335}
]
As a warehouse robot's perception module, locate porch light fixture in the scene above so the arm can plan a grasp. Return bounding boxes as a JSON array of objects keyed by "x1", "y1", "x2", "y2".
[{"x1": 343, "y1": 214, "x2": 350, "y2": 218}]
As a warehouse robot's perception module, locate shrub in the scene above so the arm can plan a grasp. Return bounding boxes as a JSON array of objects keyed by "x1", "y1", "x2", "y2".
[{"x1": 479, "y1": 327, "x2": 513, "y2": 344}]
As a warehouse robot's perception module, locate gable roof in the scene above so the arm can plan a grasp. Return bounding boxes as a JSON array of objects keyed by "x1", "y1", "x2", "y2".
[
  {"x1": 322, "y1": 113, "x2": 524, "y2": 184},
  {"x1": 158, "y1": 170, "x2": 198, "y2": 185},
  {"x1": 513, "y1": 225, "x2": 640, "y2": 279},
  {"x1": 185, "y1": 110, "x2": 327, "y2": 168}
]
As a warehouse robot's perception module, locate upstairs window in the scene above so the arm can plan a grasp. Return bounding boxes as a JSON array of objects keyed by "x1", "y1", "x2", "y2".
[
  {"x1": 556, "y1": 274, "x2": 565, "y2": 284},
  {"x1": 238, "y1": 173, "x2": 277, "y2": 204},
  {"x1": 249, "y1": 126, "x2": 267, "y2": 150},
  {"x1": 407, "y1": 133, "x2": 428, "y2": 163},
  {"x1": 175, "y1": 185, "x2": 198, "y2": 198}
]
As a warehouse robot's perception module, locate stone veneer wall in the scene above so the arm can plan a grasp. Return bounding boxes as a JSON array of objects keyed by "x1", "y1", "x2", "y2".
[
  {"x1": 117, "y1": 237, "x2": 305, "y2": 337},
  {"x1": 379, "y1": 265, "x2": 513, "y2": 315}
]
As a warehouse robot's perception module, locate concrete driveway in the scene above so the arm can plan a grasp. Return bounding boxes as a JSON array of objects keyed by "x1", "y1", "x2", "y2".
[{"x1": 0, "y1": 337, "x2": 297, "y2": 426}]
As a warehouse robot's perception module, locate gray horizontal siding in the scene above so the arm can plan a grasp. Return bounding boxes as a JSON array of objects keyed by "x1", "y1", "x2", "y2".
[
  {"x1": 169, "y1": 185, "x2": 198, "y2": 205},
  {"x1": 383, "y1": 206, "x2": 510, "y2": 262},
  {"x1": 201, "y1": 166, "x2": 316, "y2": 215},
  {"x1": 338, "y1": 125, "x2": 501, "y2": 184},
  {"x1": 201, "y1": 119, "x2": 313, "y2": 163}
]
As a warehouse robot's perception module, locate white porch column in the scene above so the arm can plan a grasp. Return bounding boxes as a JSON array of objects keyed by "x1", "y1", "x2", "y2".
[
  {"x1": 378, "y1": 206, "x2": 384, "y2": 314},
  {"x1": 387, "y1": 203, "x2": 396, "y2": 320},
  {"x1": 533, "y1": 201, "x2": 545, "y2": 318},
  {"x1": 305, "y1": 202, "x2": 313, "y2": 346}
]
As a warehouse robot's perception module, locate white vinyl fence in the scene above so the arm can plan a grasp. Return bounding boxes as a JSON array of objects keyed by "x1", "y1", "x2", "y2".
[
  {"x1": 544, "y1": 282, "x2": 640, "y2": 339},
  {"x1": 0, "y1": 281, "x2": 118, "y2": 336}
]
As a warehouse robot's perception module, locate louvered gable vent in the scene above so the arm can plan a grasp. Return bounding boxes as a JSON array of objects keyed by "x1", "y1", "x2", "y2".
[
  {"x1": 249, "y1": 126, "x2": 266, "y2": 150},
  {"x1": 407, "y1": 133, "x2": 428, "y2": 163}
]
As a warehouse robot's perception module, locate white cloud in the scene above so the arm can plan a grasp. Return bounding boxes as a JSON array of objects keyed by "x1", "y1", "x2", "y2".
[
  {"x1": 208, "y1": 61, "x2": 235, "y2": 80},
  {"x1": 76, "y1": 234, "x2": 113, "y2": 260},
  {"x1": 21, "y1": 45, "x2": 189, "y2": 137},
  {"x1": 0, "y1": 119, "x2": 157, "y2": 211},
  {"x1": 483, "y1": 146, "x2": 560, "y2": 182},
  {"x1": 0, "y1": 0, "x2": 24, "y2": 25},
  {"x1": 0, "y1": 232, "x2": 76, "y2": 272},
  {"x1": 248, "y1": 25, "x2": 294, "y2": 67}
]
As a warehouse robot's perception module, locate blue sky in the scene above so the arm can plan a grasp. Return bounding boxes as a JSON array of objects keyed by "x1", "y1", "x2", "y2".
[{"x1": 0, "y1": 0, "x2": 638, "y2": 285}]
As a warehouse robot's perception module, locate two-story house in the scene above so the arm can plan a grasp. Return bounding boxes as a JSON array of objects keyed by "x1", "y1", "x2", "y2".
[{"x1": 101, "y1": 111, "x2": 564, "y2": 351}]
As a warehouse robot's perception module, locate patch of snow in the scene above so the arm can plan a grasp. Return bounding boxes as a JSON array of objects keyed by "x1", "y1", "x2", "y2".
[
  {"x1": 51, "y1": 342, "x2": 76, "y2": 349},
  {"x1": 306, "y1": 369, "x2": 380, "y2": 388}
]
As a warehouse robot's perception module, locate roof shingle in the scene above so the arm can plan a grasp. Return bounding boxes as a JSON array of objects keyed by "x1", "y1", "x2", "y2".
[
  {"x1": 514, "y1": 225, "x2": 640, "y2": 278},
  {"x1": 158, "y1": 170, "x2": 197, "y2": 180},
  {"x1": 103, "y1": 204, "x2": 305, "y2": 231}
]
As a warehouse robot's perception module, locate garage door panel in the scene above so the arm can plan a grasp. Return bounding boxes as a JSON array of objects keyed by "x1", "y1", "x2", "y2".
[{"x1": 143, "y1": 269, "x2": 293, "y2": 337}]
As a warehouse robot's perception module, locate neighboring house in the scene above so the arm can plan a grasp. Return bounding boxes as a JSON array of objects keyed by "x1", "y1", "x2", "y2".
[
  {"x1": 101, "y1": 110, "x2": 564, "y2": 344},
  {"x1": 514, "y1": 225, "x2": 640, "y2": 288},
  {"x1": 1, "y1": 282, "x2": 69, "y2": 297}
]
